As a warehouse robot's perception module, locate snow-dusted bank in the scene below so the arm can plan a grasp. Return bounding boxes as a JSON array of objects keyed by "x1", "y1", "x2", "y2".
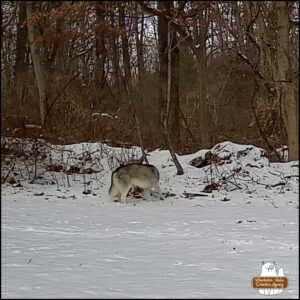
[{"x1": 1, "y1": 138, "x2": 299, "y2": 298}]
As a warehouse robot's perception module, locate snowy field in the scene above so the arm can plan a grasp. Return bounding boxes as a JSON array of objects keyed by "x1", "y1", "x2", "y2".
[{"x1": 1, "y1": 138, "x2": 299, "y2": 298}]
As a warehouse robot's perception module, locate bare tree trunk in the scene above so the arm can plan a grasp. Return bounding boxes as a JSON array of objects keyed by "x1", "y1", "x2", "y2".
[
  {"x1": 118, "y1": 2, "x2": 131, "y2": 85},
  {"x1": 167, "y1": 27, "x2": 183, "y2": 175},
  {"x1": 47, "y1": 2, "x2": 63, "y2": 67},
  {"x1": 275, "y1": 1, "x2": 299, "y2": 161},
  {"x1": 157, "y1": 1, "x2": 183, "y2": 175},
  {"x1": 95, "y1": 2, "x2": 107, "y2": 89},
  {"x1": 26, "y1": 0, "x2": 47, "y2": 125},
  {"x1": 109, "y1": 11, "x2": 120, "y2": 86},
  {"x1": 14, "y1": 1, "x2": 28, "y2": 103},
  {"x1": 169, "y1": 27, "x2": 180, "y2": 148},
  {"x1": 195, "y1": 6, "x2": 209, "y2": 146},
  {"x1": 157, "y1": 1, "x2": 168, "y2": 137},
  {"x1": 135, "y1": 2, "x2": 144, "y2": 80}
]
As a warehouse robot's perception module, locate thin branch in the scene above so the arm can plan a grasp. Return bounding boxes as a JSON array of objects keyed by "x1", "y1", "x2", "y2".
[
  {"x1": 250, "y1": 83, "x2": 281, "y2": 161},
  {"x1": 2, "y1": 162, "x2": 15, "y2": 184},
  {"x1": 237, "y1": 52, "x2": 264, "y2": 80},
  {"x1": 43, "y1": 72, "x2": 80, "y2": 126},
  {"x1": 179, "y1": 108, "x2": 196, "y2": 146},
  {"x1": 122, "y1": 77, "x2": 149, "y2": 164}
]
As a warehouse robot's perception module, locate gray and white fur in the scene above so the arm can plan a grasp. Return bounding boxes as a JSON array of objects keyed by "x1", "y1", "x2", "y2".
[{"x1": 108, "y1": 163, "x2": 163, "y2": 203}]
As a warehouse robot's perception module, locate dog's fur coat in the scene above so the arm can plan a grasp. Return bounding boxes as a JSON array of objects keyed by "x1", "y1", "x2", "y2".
[{"x1": 108, "y1": 163, "x2": 163, "y2": 203}]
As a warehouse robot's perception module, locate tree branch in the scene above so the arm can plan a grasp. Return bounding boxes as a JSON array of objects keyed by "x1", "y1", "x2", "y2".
[{"x1": 43, "y1": 72, "x2": 80, "y2": 126}]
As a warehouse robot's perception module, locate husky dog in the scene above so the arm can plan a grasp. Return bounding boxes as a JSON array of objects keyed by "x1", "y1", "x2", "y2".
[{"x1": 109, "y1": 163, "x2": 163, "y2": 203}]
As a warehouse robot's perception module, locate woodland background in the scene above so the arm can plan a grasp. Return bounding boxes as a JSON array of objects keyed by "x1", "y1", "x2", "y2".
[{"x1": 1, "y1": 1, "x2": 299, "y2": 160}]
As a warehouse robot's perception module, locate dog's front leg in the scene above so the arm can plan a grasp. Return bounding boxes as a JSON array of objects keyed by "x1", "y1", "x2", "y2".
[
  {"x1": 120, "y1": 186, "x2": 131, "y2": 204},
  {"x1": 143, "y1": 188, "x2": 151, "y2": 201}
]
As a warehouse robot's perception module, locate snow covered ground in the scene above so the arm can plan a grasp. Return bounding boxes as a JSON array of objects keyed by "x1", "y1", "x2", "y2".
[{"x1": 1, "y1": 139, "x2": 299, "y2": 298}]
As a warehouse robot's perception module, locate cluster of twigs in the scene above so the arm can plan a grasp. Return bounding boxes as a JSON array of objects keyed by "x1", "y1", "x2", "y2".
[
  {"x1": 1, "y1": 137, "x2": 145, "y2": 195},
  {"x1": 202, "y1": 157, "x2": 298, "y2": 194}
]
